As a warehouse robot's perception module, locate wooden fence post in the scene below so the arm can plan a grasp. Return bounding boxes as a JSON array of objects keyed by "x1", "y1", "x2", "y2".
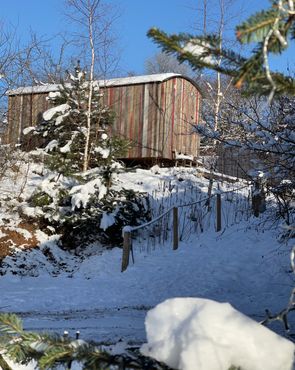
[
  {"x1": 173, "y1": 207, "x2": 179, "y2": 250},
  {"x1": 121, "y1": 231, "x2": 131, "y2": 272},
  {"x1": 252, "y1": 194, "x2": 260, "y2": 217},
  {"x1": 216, "y1": 193, "x2": 222, "y2": 232}
]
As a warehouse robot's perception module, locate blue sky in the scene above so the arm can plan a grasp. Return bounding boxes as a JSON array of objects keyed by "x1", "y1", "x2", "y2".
[{"x1": 2, "y1": 0, "x2": 293, "y2": 76}]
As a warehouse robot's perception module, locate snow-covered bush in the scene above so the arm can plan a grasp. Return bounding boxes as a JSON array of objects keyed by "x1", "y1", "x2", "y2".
[
  {"x1": 24, "y1": 171, "x2": 150, "y2": 249},
  {"x1": 197, "y1": 95, "x2": 295, "y2": 228},
  {"x1": 0, "y1": 145, "x2": 29, "y2": 183},
  {"x1": 271, "y1": 179, "x2": 295, "y2": 232},
  {"x1": 60, "y1": 186, "x2": 150, "y2": 249}
]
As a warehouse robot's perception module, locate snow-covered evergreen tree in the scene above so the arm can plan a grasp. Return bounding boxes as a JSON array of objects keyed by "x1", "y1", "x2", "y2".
[
  {"x1": 34, "y1": 62, "x2": 129, "y2": 184},
  {"x1": 21, "y1": 64, "x2": 143, "y2": 248}
]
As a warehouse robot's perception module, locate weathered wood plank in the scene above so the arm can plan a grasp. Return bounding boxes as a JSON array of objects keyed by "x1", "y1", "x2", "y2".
[{"x1": 7, "y1": 76, "x2": 201, "y2": 161}]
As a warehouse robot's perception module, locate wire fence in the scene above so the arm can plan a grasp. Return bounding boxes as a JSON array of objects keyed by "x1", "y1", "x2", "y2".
[{"x1": 121, "y1": 182, "x2": 252, "y2": 272}]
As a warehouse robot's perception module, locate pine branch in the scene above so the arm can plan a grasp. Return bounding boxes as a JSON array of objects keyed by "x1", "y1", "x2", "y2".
[
  {"x1": 0, "y1": 313, "x2": 172, "y2": 369},
  {"x1": 147, "y1": 28, "x2": 243, "y2": 76},
  {"x1": 0, "y1": 354, "x2": 13, "y2": 370},
  {"x1": 236, "y1": 9, "x2": 280, "y2": 44},
  {"x1": 38, "y1": 346, "x2": 73, "y2": 370},
  {"x1": 148, "y1": 1, "x2": 295, "y2": 97},
  {"x1": 0, "y1": 314, "x2": 23, "y2": 335}
]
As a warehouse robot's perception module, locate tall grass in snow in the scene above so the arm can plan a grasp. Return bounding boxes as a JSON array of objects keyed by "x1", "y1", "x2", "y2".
[{"x1": 130, "y1": 180, "x2": 252, "y2": 258}]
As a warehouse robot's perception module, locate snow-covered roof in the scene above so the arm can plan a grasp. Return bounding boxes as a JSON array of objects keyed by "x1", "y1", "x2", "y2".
[
  {"x1": 105, "y1": 73, "x2": 181, "y2": 86},
  {"x1": 7, "y1": 73, "x2": 194, "y2": 96}
]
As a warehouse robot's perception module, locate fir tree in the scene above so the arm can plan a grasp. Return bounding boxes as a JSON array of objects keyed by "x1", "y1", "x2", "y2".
[
  {"x1": 147, "y1": 0, "x2": 295, "y2": 99},
  {"x1": 35, "y1": 62, "x2": 129, "y2": 183}
]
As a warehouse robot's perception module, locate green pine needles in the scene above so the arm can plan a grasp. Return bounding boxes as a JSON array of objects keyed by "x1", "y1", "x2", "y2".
[
  {"x1": 0, "y1": 312, "x2": 114, "y2": 369},
  {"x1": 33, "y1": 62, "x2": 130, "y2": 179},
  {"x1": 0, "y1": 313, "x2": 172, "y2": 370},
  {"x1": 148, "y1": 0, "x2": 295, "y2": 98}
]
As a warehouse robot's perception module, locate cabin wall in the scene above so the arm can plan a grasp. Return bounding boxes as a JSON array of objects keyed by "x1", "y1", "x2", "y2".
[
  {"x1": 104, "y1": 82, "x2": 163, "y2": 159},
  {"x1": 104, "y1": 79, "x2": 201, "y2": 160},
  {"x1": 6, "y1": 77, "x2": 201, "y2": 160},
  {"x1": 6, "y1": 93, "x2": 50, "y2": 145},
  {"x1": 173, "y1": 77, "x2": 200, "y2": 157},
  {"x1": 6, "y1": 95, "x2": 21, "y2": 144},
  {"x1": 157, "y1": 77, "x2": 200, "y2": 159}
]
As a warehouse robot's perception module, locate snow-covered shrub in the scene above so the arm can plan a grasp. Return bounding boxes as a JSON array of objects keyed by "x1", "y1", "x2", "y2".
[
  {"x1": 30, "y1": 191, "x2": 53, "y2": 207},
  {"x1": 24, "y1": 172, "x2": 150, "y2": 249},
  {"x1": 61, "y1": 187, "x2": 150, "y2": 249},
  {"x1": 0, "y1": 145, "x2": 29, "y2": 183},
  {"x1": 197, "y1": 95, "x2": 295, "y2": 228}
]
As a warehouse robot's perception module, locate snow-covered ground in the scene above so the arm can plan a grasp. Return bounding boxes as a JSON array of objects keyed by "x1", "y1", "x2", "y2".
[
  {"x1": 0, "y1": 164, "x2": 294, "y2": 368},
  {"x1": 1, "y1": 217, "x2": 294, "y2": 342}
]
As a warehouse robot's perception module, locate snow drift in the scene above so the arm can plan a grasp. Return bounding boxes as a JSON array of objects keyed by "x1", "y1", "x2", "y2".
[{"x1": 141, "y1": 298, "x2": 294, "y2": 370}]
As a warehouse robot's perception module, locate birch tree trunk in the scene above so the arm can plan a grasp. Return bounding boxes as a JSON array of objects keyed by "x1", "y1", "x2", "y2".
[
  {"x1": 83, "y1": 5, "x2": 96, "y2": 172},
  {"x1": 206, "y1": 0, "x2": 224, "y2": 208}
]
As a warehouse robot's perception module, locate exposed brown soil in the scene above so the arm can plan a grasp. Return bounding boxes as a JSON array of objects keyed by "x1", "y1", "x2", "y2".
[{"x1": 0, "y1": 222, "x2": 39, "y2": 259}]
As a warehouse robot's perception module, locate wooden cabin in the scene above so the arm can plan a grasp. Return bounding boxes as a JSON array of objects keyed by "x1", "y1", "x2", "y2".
[{"x1": 6, "y1": 73, "x2": 202, "y2": 163}]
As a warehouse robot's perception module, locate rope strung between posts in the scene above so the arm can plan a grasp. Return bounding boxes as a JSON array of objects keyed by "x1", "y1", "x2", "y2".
[
  {"x1": 123, "y1": 184, "x2": 250, "y2": 234},
  {"x1": 121, "y1": 183, "x2": 251, "y2": 271}
]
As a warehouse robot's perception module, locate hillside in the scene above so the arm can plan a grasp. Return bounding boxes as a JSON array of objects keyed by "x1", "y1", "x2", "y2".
[{"x1": 0, "y1": 162, "x2": 294, "y2": 369}]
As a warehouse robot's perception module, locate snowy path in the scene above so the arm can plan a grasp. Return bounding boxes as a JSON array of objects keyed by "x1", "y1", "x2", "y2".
[
  {"x1": 17, "y1": 307, "x2": 266, "y2": 344},
  {"x1": 1, "y1": 219, "x2": 294, "y2": 343},
  {"x1": 18, "y1": 307, "x2": 147, "y2": 343}
]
